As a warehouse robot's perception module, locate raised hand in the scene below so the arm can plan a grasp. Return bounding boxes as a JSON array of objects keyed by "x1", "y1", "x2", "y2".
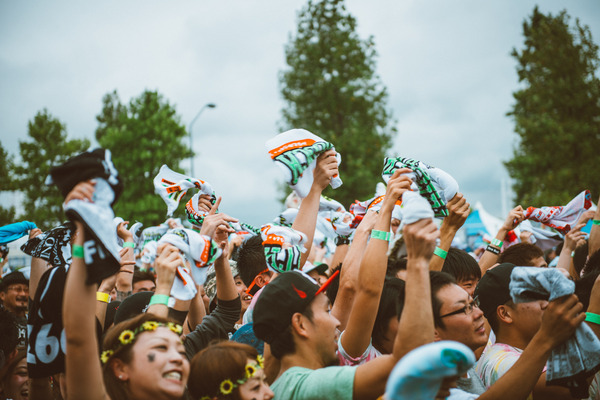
[
  {"x1": 313, "y1": 149, "x2": 339, "y2": 192},
  {"x1": 199, "y1": 197, "x2": 237, "y2": 238}
]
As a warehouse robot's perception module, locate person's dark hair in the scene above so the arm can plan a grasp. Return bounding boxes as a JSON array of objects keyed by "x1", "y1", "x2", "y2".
[
  {"x1": 238, "y1": 235, "x2": 267, "y2": 287},
  {"x1": 325, "y1": 263, "x2": 342, "y2": 306},
  {"x1": 189, "y1": 341, "x2": 259, "y2": 400},
  {"x1": 386, "y1": 257, "x2": 407, "y2": 277},
  {"x1": 388, "y1": 237, "x2": 406, "y2": 265},
  {"x1": 582, "y1": 248, "x2": 600, "y2": 277},
  {"x1": 372, "y1": 278, "x2": 405, "y2": 353},
  {"x1": 102, "y1": 313, "x2": 172, "y2": 400},
  {"x1": 132, "y1": 269, "x2": 155, "y2": 286},
  {"x1": 574, "y1": 241, "x2": 589, "y2": 277},
  {"x1": 576, "y1": 249, "x2": 600, "y2": 310},
  {"x1": 442, "y1": 248, "x2": 481, "y2": 282},
  {"x1": 429, "y1": 271, "x2": 457, "y2": 329},
  {"x1": 497, "y1": 243, "x2": 544, "y2": 266},
  {"x1": 0, "y1": 308, "x2": 18, "y2": 369},
  {"x1": 269, "y1": 306, "x2": 314, "y2": 359}
]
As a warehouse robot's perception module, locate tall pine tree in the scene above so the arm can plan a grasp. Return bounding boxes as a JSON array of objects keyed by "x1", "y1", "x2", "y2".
[
  {"x1": 14, "y1": 110, "x2": 90, "y2": 230},
  {"x1": 505, "y1": 7, "x2": 600, "y2": 206},
  {"x1": 96, "y1": 90, "x2": 192, "y2": 225},
  {"x1": 280, "y1": 0, "x2": 395, "y2": 207}
]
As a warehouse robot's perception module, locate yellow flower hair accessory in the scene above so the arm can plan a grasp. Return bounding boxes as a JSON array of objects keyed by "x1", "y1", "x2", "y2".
[
  {"x1": 100, "y1": 350, "x2": 114, "y2": 364},
  {"x1": 101, "y1": 321, "x2": 183, "y2": 365},
  {"x1": 220, "y1": 379, "x2": 234, "y2": 395},
  {"x1": 211, "y1": 356, "x2": 263, "y2": 397}
]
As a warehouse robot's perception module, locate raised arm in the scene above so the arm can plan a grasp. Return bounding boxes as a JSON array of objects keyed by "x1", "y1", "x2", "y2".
[
  {"x1": 340, "y1": 169, "x2": 411, "y2": 358},
  {"x1": 479, "y1": 206, "x2": 524, "y2": 274},
  {"x1": 114, "y1": 221, "x2": 135, "y2": 300},
  {"x1": 292, "y1": 150, "x2": 339, "y2": 267},
  {"x1": 146, "y1": 243, "x2": 180, "y2": 318},
  {"x1": 27, "y1": 228, "x2": 47, "y2": 298},
  {"x1": 353, "y1": 217, "x2": 439, "y2": 400},
  {"x1": 556, "y1": 223, "x2": 587, "y2": 279},
  {"x1": 330, "y1": 210, "x2": 377, "y2": 330},
  {"x1": 63, "y1": 180, "x2": 107, "y2": 400},
  {"x1": 430, "y1": 193, "x2": 470, "y2": 271}
]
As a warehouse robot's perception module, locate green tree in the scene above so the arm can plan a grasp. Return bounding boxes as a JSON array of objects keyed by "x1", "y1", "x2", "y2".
[
  {"x1": 279, "y1": 0, "x2": 395, "y2": 207},
  {"x1": 505, "y1": 7, "x2": 600, "y2": 206},
  {"x1": 96, "y1": 90, "x2": 192, "y2": 225},
  {"x1": 0, "y1": 141, "x2": 16, "y2": 226},
  {"x1": 13, "y1": 110, "x2": 90, "y2": 231}
]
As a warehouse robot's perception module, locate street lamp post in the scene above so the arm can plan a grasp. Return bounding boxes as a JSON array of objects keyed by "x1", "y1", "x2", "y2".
[{"x1": 188, "y1": 103, "x2": 216, "y2": 177}]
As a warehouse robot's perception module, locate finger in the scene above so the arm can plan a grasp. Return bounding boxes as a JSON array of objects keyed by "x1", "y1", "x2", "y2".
[
  {"x1": 208, "y1": 197, "x2": 222, "y2": 216},
  {"x1": 120, "y1": 260, "x2": 136, "y2": 266}
]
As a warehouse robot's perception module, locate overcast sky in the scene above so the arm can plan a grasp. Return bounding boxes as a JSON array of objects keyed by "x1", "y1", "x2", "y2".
[{"x1": 1, "y1": 0, "x2": 599, "y2": 227}]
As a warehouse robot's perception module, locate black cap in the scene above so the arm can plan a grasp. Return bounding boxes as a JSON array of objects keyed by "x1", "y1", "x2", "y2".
[
  {"x1": 253, "y1": 271, "x2": 321, "y2": 344},
  {"x1": 0, "y1": 271, "x2": 28, "y2": 291},
  {"x1": 113, "y1": 292, "x2": 153, "y2": 324},
  {"x1": 474, "y1": 263, "x2": 516, "y2": 321}
]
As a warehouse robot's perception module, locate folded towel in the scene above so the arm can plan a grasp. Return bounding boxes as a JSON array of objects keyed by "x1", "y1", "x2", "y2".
[
  {"x1": 20, "y1": 222, "x2": 74, "y2": 268},
  {"x1": 158, "y1": 228, "x2": 222, "y2": 298},
  {"x1": 399, "y1": 191, "x2": 435, "y2": 229},
  {"x1": 523, "y1": 190, "x2": 592, "y2": 234},
  {"x1": 382, "y1": 156, "x2": 458, "y2": 218},
  {"x1": 153, "y1": 164, "x2": 214, "y2": 217},
  {"x1": 385, "y1": 341, "x2": 475, "y2": 400},
  {"x1": 510, "y1": 267, "x2": 600, "y2": 398},
  {"x1": 260, "y1": 224, "x2": 307, "y2": 274},
  {"x1": 266, "y1": 128, "x2": 342, "y2": 198},
  {"x1": 0, "y1": 221, "x2": 37, "y2": 244}
]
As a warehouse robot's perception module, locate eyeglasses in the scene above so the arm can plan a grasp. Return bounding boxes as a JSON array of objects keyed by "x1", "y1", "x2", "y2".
[
  {"x1": 439, "y1": 299, "x2": 479, "y2": 319},
  {"x1": 7, "y1": 285, "x2": 29, "y2": 293},
  {"x1": 245, "y1": 268, "x2": 271, "y2": 298}
]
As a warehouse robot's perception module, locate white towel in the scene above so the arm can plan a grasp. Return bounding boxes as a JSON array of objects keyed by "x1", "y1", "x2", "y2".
[
  {"x1": 382, "y1": 157, "x2": 458, "y2": 218},
  {"x1": 524, "y1": 190, "x2": 592, "y2": 234},
  {"x1": 158, "y1": 228, "x2": 222, "y2": 298},
  {"x1": 153, "y1": 165, "x2": 214, "y2": 216},
  {"x1": 260, "y1": 224, "x2": 307, "y2": 274},
  {"x1": 385, "y1": 341, "x2": 475, "y2": 400},
  {"x1": 266, "y1": 128, "x2": 342, "y2": 198}
]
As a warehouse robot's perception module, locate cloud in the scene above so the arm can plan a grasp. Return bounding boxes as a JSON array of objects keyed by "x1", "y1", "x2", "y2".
[{"x1": 1, "y1": 0, "x2": 599, "y2": 225}]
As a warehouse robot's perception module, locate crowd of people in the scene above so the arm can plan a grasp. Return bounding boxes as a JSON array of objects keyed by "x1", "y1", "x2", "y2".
[{"x1": 1, "y1": 133, "x2": 600, "y2": 400}]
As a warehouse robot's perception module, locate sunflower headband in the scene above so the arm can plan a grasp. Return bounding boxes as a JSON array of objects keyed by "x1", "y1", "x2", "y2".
[
  {"x1": 200, "y1": 355, "x2": 264, "y2": 400},
  {"x1": 101, "y1": 321, "x2": 183, "y2": 364}
]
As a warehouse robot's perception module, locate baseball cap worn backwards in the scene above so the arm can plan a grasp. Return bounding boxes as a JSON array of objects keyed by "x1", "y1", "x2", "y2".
[
  {"x1": 253, "y1": 270, "x2": 333, "y2": 344},
  {"x1": 474, "y1": 263, "x2": 516, "y2": 321}
]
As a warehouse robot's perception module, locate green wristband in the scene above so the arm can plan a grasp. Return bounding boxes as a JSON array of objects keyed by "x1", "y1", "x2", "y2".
[
  {"x1": 491, "y1": 238, "x2": 503, "y2": 248},
  {"x1": 434, "y1": 247, "x2": 448, "y2": 260},
  {"x1": 585, "y1": 312, "x2": 600, "y2": 325},
  {"x1": 371, "y1": 230, "x2": 391, "y2": 242},
  {"x1": 593, "y1": 220, "x2": 600, "y2": 226},
  {"x1": 149, "y1": 294, "x2": 170, "y2": 306},
  {"x1": 72, "y1": 245, "x2": 84, "y2": 259},
  {"x1": 123, "y1": 242, "x2": 135, "y2": 248}
]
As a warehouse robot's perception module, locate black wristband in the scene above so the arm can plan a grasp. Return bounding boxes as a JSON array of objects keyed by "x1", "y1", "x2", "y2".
[
  {"x1": 486, "y1": 245, "x2": 501, "y2": 255},
  {"x1": 335, "y1": 236, "x2": 351, "y2": 246}
]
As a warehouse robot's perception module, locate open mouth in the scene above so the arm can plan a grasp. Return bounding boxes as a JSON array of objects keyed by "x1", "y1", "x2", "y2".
[{"x1": 163, "y1": 371, "x2": 182, "y2": 381}]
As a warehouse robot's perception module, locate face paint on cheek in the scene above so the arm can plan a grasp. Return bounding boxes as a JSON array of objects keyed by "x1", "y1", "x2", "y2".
[{"x1": 147, "y1": 353, "x2": 155, "y2": 362}]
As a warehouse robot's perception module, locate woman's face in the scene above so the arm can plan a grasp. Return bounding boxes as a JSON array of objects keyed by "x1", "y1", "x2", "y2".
[
  {"x1": 123, "y1": 327, "x2": 190, "y2": 400},
  {"x1": 237, "y1": 359, "x2": 274, "y2": 400},
  {"x1": 4, "y1": 357, "x2": 28, "y2": 400}
]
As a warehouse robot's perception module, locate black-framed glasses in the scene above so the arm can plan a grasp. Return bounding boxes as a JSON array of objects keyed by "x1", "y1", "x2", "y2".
[{"x1": 439, "y1": 299, "x2": 479, "y2": 318}]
